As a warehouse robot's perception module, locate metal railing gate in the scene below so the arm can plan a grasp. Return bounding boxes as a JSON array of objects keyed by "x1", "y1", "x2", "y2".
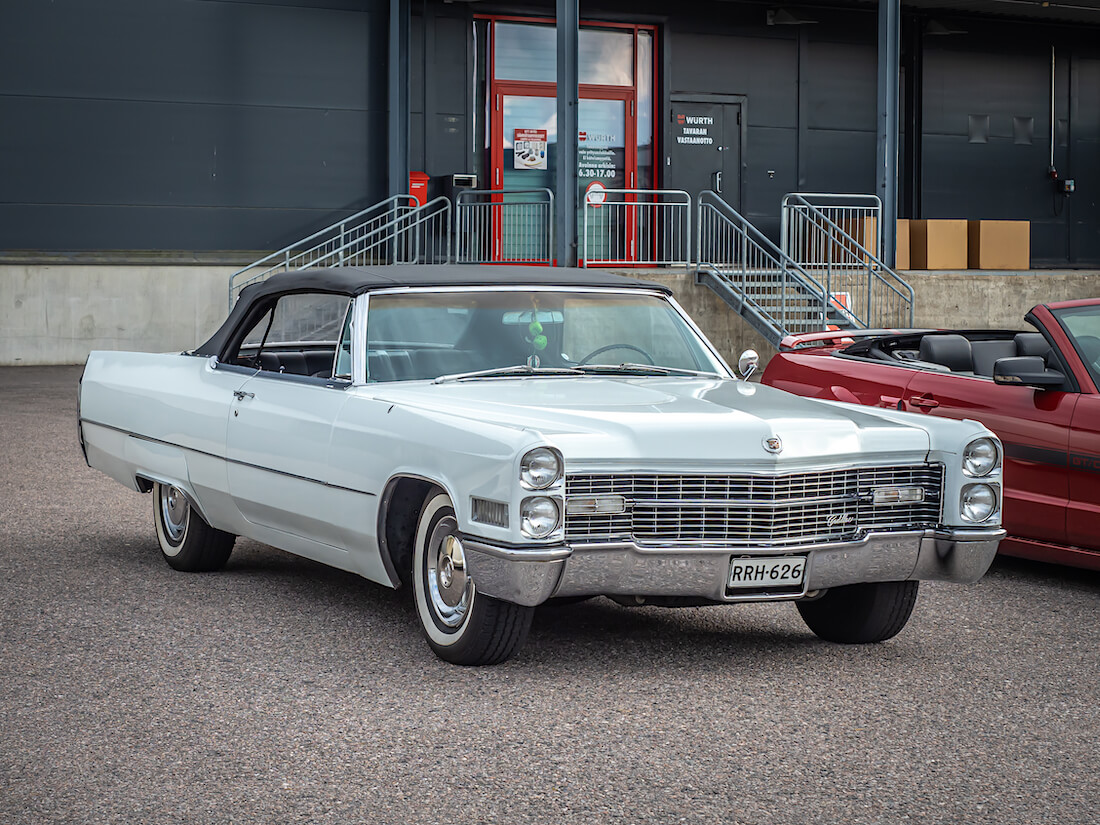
[
  {"x1": 455, "y1": 189, "x2": 554, "y2": 264},
  {"x1": 227, "y1": 187, "x2": 914, "y2": 347},
  {"x1": 780, "y1": 193, "x2": 913, "y2": 329},
  {"x1": 581, "y1": 189, "x2": 691, "y2": 267}
]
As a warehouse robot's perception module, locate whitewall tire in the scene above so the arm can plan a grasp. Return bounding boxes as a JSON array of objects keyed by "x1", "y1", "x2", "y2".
[
  {"x1": 412, "y1": 490, "x2": 534, "y2": 665},
  {"x1": 153, "y1": 482, "x2": 235, "y2": 572}
]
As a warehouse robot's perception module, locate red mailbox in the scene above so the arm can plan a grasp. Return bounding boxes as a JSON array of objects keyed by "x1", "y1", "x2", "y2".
[{"x1": 409, "y1": 171, "x2": 430, "y2": 206}]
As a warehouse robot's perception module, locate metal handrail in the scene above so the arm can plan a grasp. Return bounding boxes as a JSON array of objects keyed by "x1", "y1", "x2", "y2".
[
  {"x1": 228, "y1": 195, "x2": 417, "y2": 307},
  {"x1": 780, "y1": 193, "x2": 914, "y2": 329},
  {"x1": 781, "y1": 193, "x2": 883, "y2": 264},
  {"x1": 581, "y1": 189, "x2": 691, "y2": 267},
  {"x1": 306, "y1": 195, "x2": 452, "y2": 271},
  {"x1": 696, "y1": 191, "x2": 832, "y2": 341},
  {"x1": 455, "y1": 188, "x2": 554, "y2": 264}
]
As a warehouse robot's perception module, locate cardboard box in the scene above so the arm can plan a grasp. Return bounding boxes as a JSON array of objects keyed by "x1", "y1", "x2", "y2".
[
  {"x1": 910, "y1": 219, "x2": 968, "y2": 270},
  {"x1": 968, "y1": 220, "x2": 1030, "y2": 270},
  {"x1": 895, "y1": 219, "x2": 910, "y2": 270},
  {"x1": 855, "y1": 215, "x2": 878, "y2": 265}
]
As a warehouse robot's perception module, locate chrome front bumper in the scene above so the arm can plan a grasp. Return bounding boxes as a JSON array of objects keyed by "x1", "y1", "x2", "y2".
[{"x1": 461, "y1": 527, "x2": 1005, "y2": 607}]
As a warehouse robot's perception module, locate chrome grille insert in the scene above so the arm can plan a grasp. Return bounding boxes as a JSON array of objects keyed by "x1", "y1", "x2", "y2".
[
  {"x1": 471, "y1": 497, "x2": 508, "y2": 528},
  {"x1": 565, "y1": 465, "x2": 944, "y2": 547}
]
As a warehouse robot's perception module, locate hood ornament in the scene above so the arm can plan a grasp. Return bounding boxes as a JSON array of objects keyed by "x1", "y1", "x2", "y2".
[{"x1": 763, "y1": 436, "x2": 783, "y2": 454}]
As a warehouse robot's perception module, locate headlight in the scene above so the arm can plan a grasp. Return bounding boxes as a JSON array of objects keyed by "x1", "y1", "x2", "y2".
[
  {"x1": 963, "y1": 437, "x2": 999, "y2": 477},
  {"x1": 520, "y1": 496, "x2": 560, "y2": 538},
  {"x1": 961, "y1": 483, "x2": 998, "y2": 523},
  {"x1": 520, "y1": 447, "x2": 561, "y2": 489}
]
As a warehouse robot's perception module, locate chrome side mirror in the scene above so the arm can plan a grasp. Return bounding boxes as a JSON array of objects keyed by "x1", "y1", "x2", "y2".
[{"x1": 737, "y1": 349, "x2": 759, "y2": 380}]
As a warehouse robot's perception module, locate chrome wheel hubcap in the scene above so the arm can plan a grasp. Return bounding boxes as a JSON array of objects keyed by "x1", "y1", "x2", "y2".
[
  {"x1": 427, "y1": 522, "x2": 470, "y2": 628},
  {"x1": 161, "y1": 486, "x2": 189, "y2": 543}
]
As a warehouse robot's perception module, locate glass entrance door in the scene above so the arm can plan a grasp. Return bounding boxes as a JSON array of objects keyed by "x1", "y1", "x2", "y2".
[
  {"x1": 492, "y1": 88, "x2": 634, "y2": 261},
  {"x1": 484, "y1": 19, "x2": 652, "y2": 264},
  {"x1": 577, "y1": 96, "x2": 631, "y2": 263}
]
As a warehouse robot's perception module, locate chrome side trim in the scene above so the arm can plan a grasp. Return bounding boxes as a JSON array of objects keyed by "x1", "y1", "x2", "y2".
[{"x1": 80, "y1": 418, "x2": 377, "y2": 497}]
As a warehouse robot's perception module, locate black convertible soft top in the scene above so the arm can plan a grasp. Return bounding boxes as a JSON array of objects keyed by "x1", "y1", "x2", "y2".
[{"x1": 195, "y1": 264, "x2": 673, "y2": 357}]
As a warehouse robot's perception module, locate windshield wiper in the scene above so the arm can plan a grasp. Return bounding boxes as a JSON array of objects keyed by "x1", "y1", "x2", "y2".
[
  {"x1": 575, "y1": 363, "x2": 721, "y2": 378},
  {"x1": 433, "y1": 365, "x2": 584, "y2": 384},
  {"x1": 433, "y1": 363, "x2": 721, "y2": 383}
]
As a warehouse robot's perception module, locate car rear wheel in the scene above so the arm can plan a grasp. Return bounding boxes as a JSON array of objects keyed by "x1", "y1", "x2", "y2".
[
  {"x1": 153, "y1": 482, "x2": 235, "y2": 572},
  {"x1": 412, "y1": 490, "x2": 534, "y2": 665},
  {"x1": 796, "y1": 580, "x2": 919, "y2": 644}
]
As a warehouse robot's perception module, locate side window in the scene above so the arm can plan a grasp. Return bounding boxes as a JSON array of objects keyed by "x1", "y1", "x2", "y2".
[
  {"x1": 263, "y1": 293, "x2": 349, "y2": 344},
  {"x1": 240, "y1": 307, "x2": 275, "y2": 350},
  {"x1": 231, "y1": 292, "x2": 350, "y2": 378},
  {"x1": 334, "y1": 301, "x2": 354, "y2": 380}
]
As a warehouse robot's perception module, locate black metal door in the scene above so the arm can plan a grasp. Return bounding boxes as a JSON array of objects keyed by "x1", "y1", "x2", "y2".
[{"x1": 668, "y1": 97, "x2": 743, "y2": 210}]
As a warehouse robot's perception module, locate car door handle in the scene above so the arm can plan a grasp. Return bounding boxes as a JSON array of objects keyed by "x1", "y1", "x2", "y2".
[
  {"x1": 909, "y1": 395, "x2": 939, "y2": 410},
  {"x1": 233, "y1": 390, "x2": 255, "y2": 401}
]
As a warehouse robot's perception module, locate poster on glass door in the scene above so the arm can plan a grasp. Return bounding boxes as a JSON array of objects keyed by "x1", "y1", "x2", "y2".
[
  {"x1": 513, "y1": 129, "x2": 548, "y2": 170},
  {"x1": 578, "y1": 130, "x2": 624, "y2": 185}
]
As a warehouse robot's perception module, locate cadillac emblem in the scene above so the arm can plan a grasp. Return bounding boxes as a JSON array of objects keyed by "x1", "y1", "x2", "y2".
[{"x1": 763, "y1": 436, "x2": 783, "y2": 454}]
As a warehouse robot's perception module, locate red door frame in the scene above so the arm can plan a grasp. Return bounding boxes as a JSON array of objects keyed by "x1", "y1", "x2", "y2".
[
  {"x1": 482, "y1": 17, "x2": 652, "y2": 263},
  {"x1": 490, "y1": 84, "x2": 637, "y2": 263}
]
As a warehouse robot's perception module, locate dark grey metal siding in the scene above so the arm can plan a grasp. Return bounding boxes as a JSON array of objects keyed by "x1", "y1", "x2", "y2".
[
  {"x1": 408, "y1": 7, "x2": 481, "y2": 199},
  {"x1": 1072, "y1": 55, "x2": 1100, "y2": 264},
  {"x1": 919, "y1": 25, "x2": 1100, "y2": 266},
  {"x1": 667, "y1": 4, "x2": 1100, "y2": 265},
  {"x1": 921, "y1": 34, "x2": 1062, "y2": 264},
  {"x1": 669, "y1": 7, "x2": 879, "y2": 242},
  {"x1": 0, "y1": 0, "x2": 388, "y2": 251},
  {"x1": 3, "y1": 0, "x2": 1098, "y2": 265}
]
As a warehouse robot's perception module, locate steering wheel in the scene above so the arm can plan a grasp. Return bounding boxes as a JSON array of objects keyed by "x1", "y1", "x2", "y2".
[{"x1": 577, "y1": 343, "x2": 656, "y2": 365}]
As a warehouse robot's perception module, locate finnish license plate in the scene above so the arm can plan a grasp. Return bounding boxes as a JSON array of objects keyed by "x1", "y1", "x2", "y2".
[{"x1": 727, "y1": 556, "x2": 806, "y2": 589}]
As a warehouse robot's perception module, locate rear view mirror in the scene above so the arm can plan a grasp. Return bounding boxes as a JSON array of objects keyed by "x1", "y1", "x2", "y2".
[{"x1": 993, "y1": 356, "x2": 1064, "y2": 389}]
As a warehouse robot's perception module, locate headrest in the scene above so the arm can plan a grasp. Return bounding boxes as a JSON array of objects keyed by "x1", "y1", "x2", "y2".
[
  {"x1": 918, "y1": 334, "x2": 973, "y2": 372},
  {"x1": 1014, "y1": 333, "x2": 1050, "y2": 358},
  {"x1": 971, "y1": 339, "x2": 1017, "y2": 377}
]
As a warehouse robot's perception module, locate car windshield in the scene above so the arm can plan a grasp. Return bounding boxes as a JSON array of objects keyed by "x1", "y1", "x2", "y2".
[
  {"x1": 363, "y1": 289, "x2": 727, "y2": 383},
  {"x1": 1052, "y1": 304, "x2": 1100, "y2": 386}
]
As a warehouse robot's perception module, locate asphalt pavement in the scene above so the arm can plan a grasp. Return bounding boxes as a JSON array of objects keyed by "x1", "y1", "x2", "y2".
[{"x1": 1, "y1": 365, "x2": 1097, "y2": 825}]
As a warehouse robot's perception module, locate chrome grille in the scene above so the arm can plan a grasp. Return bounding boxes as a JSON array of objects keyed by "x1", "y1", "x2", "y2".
[{"x1": 565, "y1": 465, "x2": 944, "y2": 547}]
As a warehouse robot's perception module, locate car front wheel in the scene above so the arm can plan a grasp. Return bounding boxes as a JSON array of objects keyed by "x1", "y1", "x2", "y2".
[
  {"x1": 796, "y1": 580, "x2": 919, "y2": 644},
  {"x1": 412, "y1": 490, "x2": 534, "y2": 665},
  {"x1": 153, "y1": 482, "x2": 235, "y2": 572}
]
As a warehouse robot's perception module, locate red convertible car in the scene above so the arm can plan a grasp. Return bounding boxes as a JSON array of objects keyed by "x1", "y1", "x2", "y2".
[{"x1": 762, "y1": 298, "x2": 1100, "y2": 571}]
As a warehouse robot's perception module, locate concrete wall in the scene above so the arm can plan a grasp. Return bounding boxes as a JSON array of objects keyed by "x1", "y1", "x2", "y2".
[
  {"x1": 907, "y1": 270, "x2": 1100, "y2": 330},
  {"x1": 1, "y1": 264, "x2": 232, "y2": 365},
  {"x1": 2, "y1": 264, "x2": 1098, "y2": 367}
]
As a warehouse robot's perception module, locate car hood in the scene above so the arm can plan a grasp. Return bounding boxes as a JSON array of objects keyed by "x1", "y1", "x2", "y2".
[{"x1": 367, "y1": 376, "x2": 932, "y2": 470}]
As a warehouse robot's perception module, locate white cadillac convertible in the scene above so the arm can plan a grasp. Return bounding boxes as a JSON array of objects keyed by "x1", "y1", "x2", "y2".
[{"x1": 79, "y1": 266, "x2": 1005, "y2": 665}]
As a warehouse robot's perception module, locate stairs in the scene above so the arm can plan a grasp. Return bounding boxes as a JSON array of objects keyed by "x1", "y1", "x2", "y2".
[{"x1": 696, "y1": 192, "x2": 841, "y2": 348}]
